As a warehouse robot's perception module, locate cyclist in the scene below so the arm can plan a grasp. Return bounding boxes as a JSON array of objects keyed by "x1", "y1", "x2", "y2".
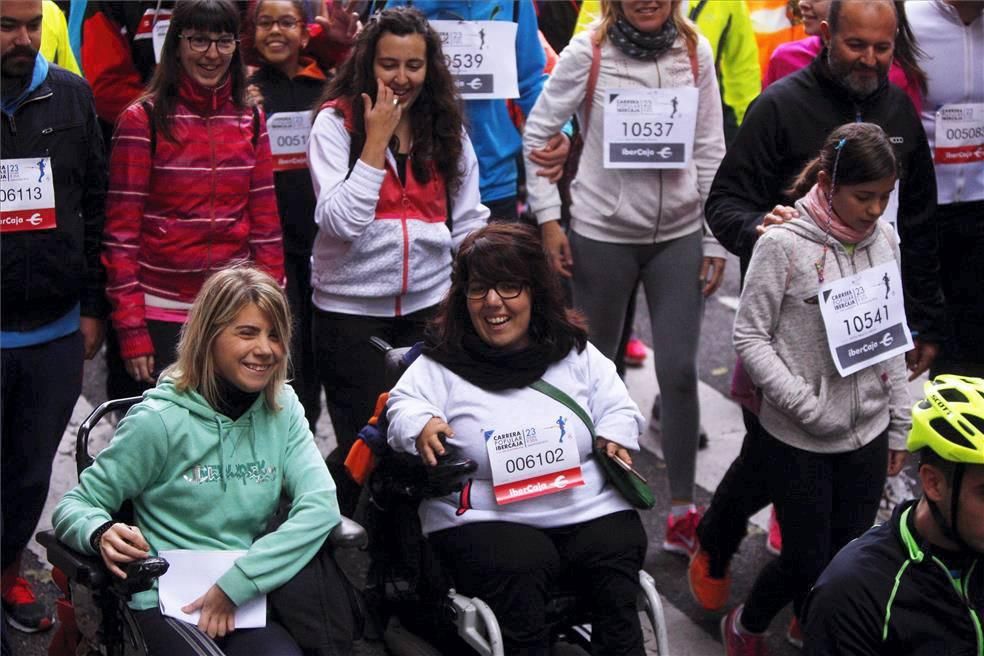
[{"x1": 803, "y1": 374, "x2": 983, "y2": 655}]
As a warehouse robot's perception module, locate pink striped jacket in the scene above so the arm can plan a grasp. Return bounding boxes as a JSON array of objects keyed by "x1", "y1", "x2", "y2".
[{"x1": 103, "y1": 74, "x2": 284, "y2": 359}]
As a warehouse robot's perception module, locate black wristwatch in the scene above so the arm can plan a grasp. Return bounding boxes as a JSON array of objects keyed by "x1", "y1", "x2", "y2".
[{"x1": 89, "y1": 520, "x2": 117, "y2": 553}]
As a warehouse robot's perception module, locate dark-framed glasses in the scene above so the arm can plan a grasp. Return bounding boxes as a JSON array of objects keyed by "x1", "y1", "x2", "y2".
[
  {"x1": 180, "y1": 33, "x2": 239, "y2": 54},
  {"x1": 465, "y1": 281, "x2": 525, "y2": 300},
  {"x1": 255, "y1": 16, "x2": 301, "y2": 31}
]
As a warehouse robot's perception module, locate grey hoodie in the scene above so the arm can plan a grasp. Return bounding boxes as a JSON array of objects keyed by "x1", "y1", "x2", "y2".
[{"x1": 733, "y1": 209, "x2": 910, "y2": 453}]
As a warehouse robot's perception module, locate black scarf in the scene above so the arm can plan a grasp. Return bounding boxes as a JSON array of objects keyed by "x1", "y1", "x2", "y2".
[
  {"x1": 607, "y1": 14, "x2": 678, "y2": 61},
  {"x1": 424, "y1": 332, "x2": 561, "y2": 391}
]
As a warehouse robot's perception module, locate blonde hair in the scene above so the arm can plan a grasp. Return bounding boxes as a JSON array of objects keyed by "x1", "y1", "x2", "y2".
[
  {"x1": 163, "y1": 266, "x2": 292, "y2": 410},
  {"x1": 594, "y1": 0, "x2": 699, "y2": 52}
]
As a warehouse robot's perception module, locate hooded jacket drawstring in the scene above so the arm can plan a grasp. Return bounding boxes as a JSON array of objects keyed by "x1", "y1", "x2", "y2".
[
  {"x1": 215, "y1": 416, "x2": 227, "y2": 492},
  {"x1": 248, "y1": 414, "x2": 259, "y2": 464}
]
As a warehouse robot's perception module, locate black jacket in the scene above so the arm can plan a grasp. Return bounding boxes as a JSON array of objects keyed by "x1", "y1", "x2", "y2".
[
  {"x1": 248, "y1": 60, "x2": 328, "y2": 257},
  {"x1": 1, "y1": 64, "x2": 108, "y2": 332},
  {"x1": 803, "y1": 500, "x2": 983, "y2": 656},
  {"x1": 705, "y1": 52, "x2": 944, "y2": 342}
]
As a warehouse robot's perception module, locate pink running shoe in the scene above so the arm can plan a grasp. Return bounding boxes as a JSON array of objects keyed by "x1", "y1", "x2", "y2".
[
  {"x1": 721, "y1": 605, "x2": 768, "y2": 656},
  {"x1": 663, "y1": 508, "x2": 701, "y2": 557},
  {"x1": 624, "y1": 337, "x2": 647, "y2": 367}
]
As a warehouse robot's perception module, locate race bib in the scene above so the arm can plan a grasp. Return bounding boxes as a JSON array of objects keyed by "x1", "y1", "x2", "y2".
[
  {"x1": 485, "y1": 416, "x2": 583, "y2": 505},
  {"x1": 431, "y1": 21, "x2": 519, "y2": 99},
  {"x1": 603, "y1": 87, "x2": 698, "y2": 169},
  {"x1": 267, "y1": 112, "x2": 312, "y2": 172},
  {"x1": 817, "y1": 261, "x2": 912, "y2": 377},
  {"x1": 0, "y1": 157, "x2": 56, "y2": 233},
  {"x1": 935, "y1": 103, "x2": 984, "y2": 166}
]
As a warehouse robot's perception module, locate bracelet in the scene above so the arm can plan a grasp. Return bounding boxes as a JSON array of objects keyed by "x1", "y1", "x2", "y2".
[{"x1": 89, "y1": 520, "x2": 117, "y2": 553}]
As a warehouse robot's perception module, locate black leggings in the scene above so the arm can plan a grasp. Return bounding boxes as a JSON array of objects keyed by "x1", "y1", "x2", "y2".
[
  {"x1": 105, "y1": 319, "x2": 183, "y2": 400},
  {"x1": 313, "y1": 307, "x2": 433, "y2": 515},
  {"x1": 429, "y1": 511, "x2": 648, "y2": 656},
  {"x1": 740, "y1": 426, "x2": 888, "y2": 632},
  {"x1": 696, "y1": 408, "x2": 770, "y2": 578}
]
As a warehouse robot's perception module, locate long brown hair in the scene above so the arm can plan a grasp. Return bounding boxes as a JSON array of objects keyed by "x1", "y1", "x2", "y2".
[
  {"x1": 787, "y1": 122, "x2": 897, "y2": 198},
  {"x1": 139, "y1": 0, "x2": 248, "y2": 144},
  {"x1": 427, "y1": 224, "x2": 588, "y2": 358},
  {"x1": 315, "y1": 7, "x2": 465, "y2": 193},
  {"x1": 593, "y1": 0, "x2": 699, "y2": 53}
]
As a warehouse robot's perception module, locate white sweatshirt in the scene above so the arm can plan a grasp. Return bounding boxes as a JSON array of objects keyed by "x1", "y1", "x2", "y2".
[
  {"x1": 386, "y1": 343, "x2": 645, "y2": 534},
  {"x1": 307, "y1": 107, "x2": 490, "y2": 317},
  {"x1": 522, "y1": 30, "x2": 726, "y2": 257}
]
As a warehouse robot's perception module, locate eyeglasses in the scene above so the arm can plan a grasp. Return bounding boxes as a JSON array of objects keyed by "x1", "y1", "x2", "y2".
[
  {"x1": 465, "y1": 281, "x2": 525, "y2": 300},
  {"x1": 255, "y1": 16, "x2": 301, "y2": 31},
  {"x1": 180, "y1": 33, "x2": 239, "y2": 54}
]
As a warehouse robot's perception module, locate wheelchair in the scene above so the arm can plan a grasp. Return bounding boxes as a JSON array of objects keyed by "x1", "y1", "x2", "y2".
[
  {"x1": 351, "y1": 341, "x2": 671, "y2": 656},
  {"x1": 36, "y1": 396, "x2": 368, "y2": 656}
]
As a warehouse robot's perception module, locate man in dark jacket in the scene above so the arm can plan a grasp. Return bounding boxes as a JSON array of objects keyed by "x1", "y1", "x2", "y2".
[
  {"x1": 803, "y1": 374, "x2": 983, "y2": 655},
  {"x1": 1, "y1": 0, "x2": 107, "y2": 635},
  {"x1": 688, "y1": 0, "x2": 945, "y2": 621}
]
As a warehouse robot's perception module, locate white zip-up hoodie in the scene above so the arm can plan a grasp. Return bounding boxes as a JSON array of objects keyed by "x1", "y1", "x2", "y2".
[
  {"x1": 522, "y1": 30, "x2": 726, "y2": 256},
  {"x1": 307, "y1": 103, "x2": 490, "y2": 317}
]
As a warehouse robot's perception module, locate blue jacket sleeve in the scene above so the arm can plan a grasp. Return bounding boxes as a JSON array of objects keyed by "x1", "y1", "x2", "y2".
[{"x1": 512, "y1": 0, "x2": 547, "y2": 119}]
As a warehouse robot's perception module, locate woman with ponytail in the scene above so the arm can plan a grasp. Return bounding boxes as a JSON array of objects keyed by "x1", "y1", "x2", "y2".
[{"x1": 720, "y1": 122, "x2": 912, "y2": 654}]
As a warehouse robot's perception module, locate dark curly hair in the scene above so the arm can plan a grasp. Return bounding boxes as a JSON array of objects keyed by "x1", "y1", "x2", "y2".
[
  {"x1": 428, "y1": 224, "x2": 588, "y2": 358},
  {"x1": 316, "y1": 7, "x2": 465, "y2": 192},
  {"x1": 139, "y1": 0, "x2": 248, "y2": 144}
]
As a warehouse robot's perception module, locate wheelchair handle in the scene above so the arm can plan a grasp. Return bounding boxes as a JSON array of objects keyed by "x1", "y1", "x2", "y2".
[{"x1": 77, "y1": 397, "x2": 143, "y2": 476}]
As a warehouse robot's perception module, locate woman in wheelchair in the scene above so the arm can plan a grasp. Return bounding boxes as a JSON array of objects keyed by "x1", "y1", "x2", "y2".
[
  {"x1": 53, "y1": 267, "x2": 343, "y2": 655},
  {"x1": 386, "y1": 223, "x2": 649, "y2": 656}
]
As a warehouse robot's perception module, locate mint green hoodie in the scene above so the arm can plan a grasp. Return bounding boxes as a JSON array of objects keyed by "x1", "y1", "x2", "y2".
[{"x1": 53, "y1": 379, "x2": 339, "y2": 611}]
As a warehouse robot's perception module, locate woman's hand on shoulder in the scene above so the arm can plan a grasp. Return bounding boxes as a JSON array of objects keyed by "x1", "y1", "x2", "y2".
[
  {"x1": 595, "y1": 436, "x2": 632, "y2": 467},
  {"x1": 361, "y1": 78, "x2": 402, "y2": 167},
  {"x1": 98, "y1": 523, "x2": 151, "y2": 579},
  {"x1": 182, "y1": 584, "x2": 236, "y2": 639},
  {"x1": 416, "y1": 417, "x2": 453, "y2": 466}
]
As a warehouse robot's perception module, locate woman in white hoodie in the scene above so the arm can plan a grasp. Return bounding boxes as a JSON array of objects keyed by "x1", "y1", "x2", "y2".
[
  {"x1": 306, "y1": 8, "x2": 488, "y2": 513},
  {"x1": 721, "y1": 122, "x2": 911, "y2": 653},
  {"x1": 522, "y1": 0, "x2": 726, "y2": 553}
]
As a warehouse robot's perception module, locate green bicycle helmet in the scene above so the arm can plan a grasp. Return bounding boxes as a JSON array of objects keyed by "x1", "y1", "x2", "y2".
[{"x1": 907, "y1": 375, "x2": 984, "y2": 464}]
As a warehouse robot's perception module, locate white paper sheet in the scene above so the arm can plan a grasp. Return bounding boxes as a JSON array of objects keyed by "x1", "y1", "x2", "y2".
[{"x1": 158, "y1": 550, "x2": 266, "y2": 628}]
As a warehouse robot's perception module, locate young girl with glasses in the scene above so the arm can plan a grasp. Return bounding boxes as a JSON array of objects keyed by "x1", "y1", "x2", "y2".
[{"x1": 102, "y1": 0, "x2": 284, "y2": 402}]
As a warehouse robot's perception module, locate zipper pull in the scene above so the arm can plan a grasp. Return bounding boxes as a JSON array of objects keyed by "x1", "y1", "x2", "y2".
[{"x1": 41, "y1": 127, "x2": 53, "y2": 135}]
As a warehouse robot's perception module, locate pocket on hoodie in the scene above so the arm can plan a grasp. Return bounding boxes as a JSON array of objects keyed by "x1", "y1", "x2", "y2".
[{"x1": 799, "y1": 375, "x2": 845, "y2": 437}]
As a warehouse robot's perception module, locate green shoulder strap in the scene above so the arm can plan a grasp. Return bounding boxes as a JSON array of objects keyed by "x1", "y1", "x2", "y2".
[{"x1": 529, "y1": 379, "x2": 595, "y2": 437}]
